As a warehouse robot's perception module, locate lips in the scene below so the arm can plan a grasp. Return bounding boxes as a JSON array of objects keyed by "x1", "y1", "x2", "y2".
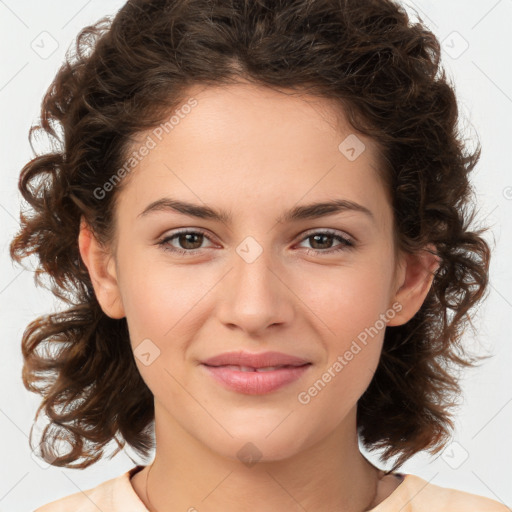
[
  {"x1": 201, "y1": 363, "x2": 311, "y2": 394},
  {"x1": 200, "y1": 351, "x2": 312, "y2": 394},
  {"x1": 218, "y1": 364, "x2": 297, "y2": 372},
  {"x1": 201, "y1": 350, "x2": 310, "y2": 369}
]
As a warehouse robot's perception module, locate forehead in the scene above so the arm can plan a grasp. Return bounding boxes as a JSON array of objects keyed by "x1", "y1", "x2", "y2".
[
  {"x1": 168, "y1": 81, "x2": 372, "y2": 156},
  {"x1": 116, "y1": 82, "x2": 392, "y2": 231}
]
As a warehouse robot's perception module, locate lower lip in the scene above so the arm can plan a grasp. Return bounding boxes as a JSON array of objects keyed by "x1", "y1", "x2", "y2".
[{"x1": 201, "y1": 364, "x2": 312, "y2": 394}]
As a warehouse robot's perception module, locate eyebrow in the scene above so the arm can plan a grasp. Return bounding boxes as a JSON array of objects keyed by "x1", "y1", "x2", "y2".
[{"x1": 137, "y1": 197, "x2": 375, "y2": 224}]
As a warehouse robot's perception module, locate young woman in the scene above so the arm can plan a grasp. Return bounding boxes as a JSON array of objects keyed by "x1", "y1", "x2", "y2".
[{"x1": 10, "y1": 0, "x2": 508, "y2": 510}]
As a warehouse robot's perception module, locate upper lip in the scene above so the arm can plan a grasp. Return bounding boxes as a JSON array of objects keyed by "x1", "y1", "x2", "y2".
[{"x1": 201, "y1": 351, "x2": 311, "y2": 369}]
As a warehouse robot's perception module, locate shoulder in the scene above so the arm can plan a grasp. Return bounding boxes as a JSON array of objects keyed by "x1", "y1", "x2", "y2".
[
  {"x1": 391, "y1": 474, "x2": 510, "y2": 512},
  {"x1": 33, "y1": 466, "x2": 148, "y2": 512}
]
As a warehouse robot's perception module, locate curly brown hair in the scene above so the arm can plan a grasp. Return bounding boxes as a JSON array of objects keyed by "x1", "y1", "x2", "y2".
[{"x1": 10, "y1": 0, "x2": 492, "y2": 473}]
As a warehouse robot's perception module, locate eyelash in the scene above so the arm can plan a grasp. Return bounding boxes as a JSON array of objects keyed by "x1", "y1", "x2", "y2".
[{"x1": 156, "y1": 229, "x2": 355, "y2": 256}]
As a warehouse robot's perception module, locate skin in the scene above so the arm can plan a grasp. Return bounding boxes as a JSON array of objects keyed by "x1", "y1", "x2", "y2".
[{"x1": 79, "y1": 82, "x2": 439, "y2": 511}]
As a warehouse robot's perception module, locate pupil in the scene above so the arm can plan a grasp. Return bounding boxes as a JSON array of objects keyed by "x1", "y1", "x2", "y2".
[
  {"x1": 311, "y1": 234, "x2": 332, "y2": 249},
  {"x1": 181, "y1": 233, "x2": 202, "y2": 249}
]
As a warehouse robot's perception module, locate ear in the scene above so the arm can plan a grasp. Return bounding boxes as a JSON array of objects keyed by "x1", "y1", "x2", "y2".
[
  {"x1": 386, "y1": 244, "x2": 440, "y2": 327},
  {"x1": 78, "y1": 216, "x2": 125, "y2": 319}
]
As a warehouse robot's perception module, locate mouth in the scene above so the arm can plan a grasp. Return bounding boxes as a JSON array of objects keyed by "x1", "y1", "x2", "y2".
[
  {"x1": 201, "y1": 362, "x2": 312, "y2": 394},
  {"x1": 203, "y1": 363, "x2": 310, "y2": 372},
  {"x1": 201, "y1": 350, "x2": 311, "y2": 369}
]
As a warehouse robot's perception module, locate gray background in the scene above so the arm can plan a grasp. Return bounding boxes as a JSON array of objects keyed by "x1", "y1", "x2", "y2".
[{"x1": 1, "y1": 0, "x2": 511, "y2": 510}]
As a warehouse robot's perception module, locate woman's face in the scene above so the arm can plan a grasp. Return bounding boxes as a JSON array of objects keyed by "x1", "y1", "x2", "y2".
[{"x1": 84, "y1": 82, "x2": 430, "y2": 462}]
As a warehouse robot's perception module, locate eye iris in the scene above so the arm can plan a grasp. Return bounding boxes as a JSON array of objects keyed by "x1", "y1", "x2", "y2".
[
  {"x1": 179, "y1": 233, "x2": 203, "y2": 250},
  {"x1": 310, "y1": 234, "x2": 333, "y2": 250}
]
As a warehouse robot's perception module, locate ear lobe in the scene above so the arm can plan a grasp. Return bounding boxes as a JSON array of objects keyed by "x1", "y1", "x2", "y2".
[
  {"x1": 387, "y1": 244, "x2": 440, "y2": 327},
  {"x1": 78, "y1": 217, "x2": 125, "y2": 319}
]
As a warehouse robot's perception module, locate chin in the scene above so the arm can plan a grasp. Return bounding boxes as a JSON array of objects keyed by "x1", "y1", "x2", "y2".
[{"x1": 201, "y1": 429, "x2": 309, "y2": 465}]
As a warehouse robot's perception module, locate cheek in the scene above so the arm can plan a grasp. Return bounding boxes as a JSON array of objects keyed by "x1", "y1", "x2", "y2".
[
  {"x1": 118, "y1": 263, "x2": 200, "y2": 397},
  {"x1": 117, "y1": 250, "x2": 203, "y2": 341},
  {"x1": 299, "y1": 261, "x2": 392, "y2": 344},
  {"x1": 294, "y1": 261, "x2": 393, "y2": 402},
  {"x1": 297, "y1": 274, "x2": 388, "y2": 420},
  {"x1": 121, "y1": 279, "x2": 173, "y2": 343}
]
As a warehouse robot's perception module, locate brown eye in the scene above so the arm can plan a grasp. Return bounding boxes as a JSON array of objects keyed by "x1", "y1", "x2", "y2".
[
  {"x1": 157, "y1": 229, "x2": 213, "y2": 255},
  {"x1": 298, "y1": 230, "x2": 354, "y2": 255},
  {"x1": 309, "y1": 233, "x2": 336, "y2": 250},
  {"x1": 175, "y1": 232, "x2": 204, "y2": 250}
]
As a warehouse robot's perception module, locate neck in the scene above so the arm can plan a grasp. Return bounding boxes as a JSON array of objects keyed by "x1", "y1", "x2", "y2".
[{"x1": 138, "y1": 404, "x2": 383, "y2": 512}]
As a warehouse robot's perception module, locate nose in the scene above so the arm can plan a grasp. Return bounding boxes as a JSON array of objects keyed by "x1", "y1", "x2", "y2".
[{"x1": 215, "y1": 242, "x2": 295, "y2": 336}]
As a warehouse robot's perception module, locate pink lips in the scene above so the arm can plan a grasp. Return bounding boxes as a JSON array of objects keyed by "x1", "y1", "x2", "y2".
[
  {"x1": 201, "y1": 350, "x2": 312, "y2": 395},
  {"x1": 202, "y1": 350, "x2": 310, "y2": 368}
]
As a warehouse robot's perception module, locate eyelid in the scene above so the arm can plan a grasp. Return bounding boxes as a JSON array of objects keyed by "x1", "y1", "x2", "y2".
[
  {"x1": 298, "y1": 228, "x2": 354, "y2": 244},
  {"x1": 157, "y1": 227, "x2": 355, "y2": 256},
  {"x1": 158, "y1": 227, "x2": 218, "y2": 247},
  {"x1": 157, "y1": 227, "x2": 353, "y2": 245}
]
